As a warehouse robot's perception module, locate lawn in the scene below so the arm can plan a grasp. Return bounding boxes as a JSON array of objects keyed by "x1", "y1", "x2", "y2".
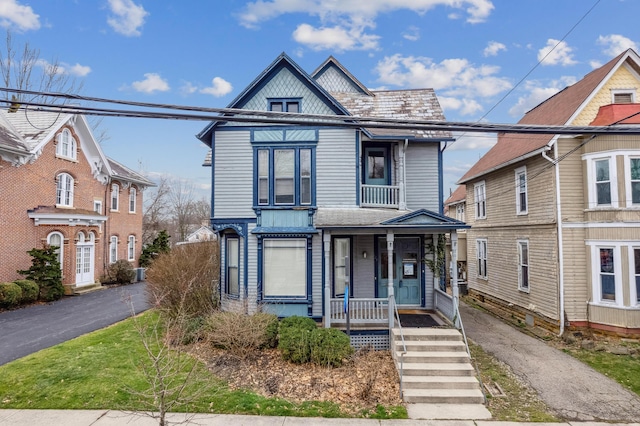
[{"x1": 0, "y1": 312, "x2": 403, "y2": 419}]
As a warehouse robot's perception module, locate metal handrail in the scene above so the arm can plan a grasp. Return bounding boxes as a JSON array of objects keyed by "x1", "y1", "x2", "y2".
[
  {"x1": 392, "y1": 299, "x2": 407, "y2": 399},
  {"x1": 453, "y1": 295, "x2": 487, "y2": 404}
]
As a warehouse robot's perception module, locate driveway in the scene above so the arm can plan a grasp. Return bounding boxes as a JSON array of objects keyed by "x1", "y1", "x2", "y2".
[
  {"x1": 460, "y1": 301, "x2": 640, "y2": 422},
  {"x1": 0, "y1": 283, "x2": 149, "y2": 366}
]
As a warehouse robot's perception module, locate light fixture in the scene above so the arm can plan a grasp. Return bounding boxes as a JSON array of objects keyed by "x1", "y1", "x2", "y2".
[{"x1": 362, "y1": 251, "x2": 367, "y2": 259}]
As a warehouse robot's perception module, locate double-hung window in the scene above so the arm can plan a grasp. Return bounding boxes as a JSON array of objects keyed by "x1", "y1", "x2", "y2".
[
  {"x1": 111, "y1": 184, "x2": 119, "y2": 211},
  {"x1": 56, "y1": 173, "x2": 74, "y2": 207},
  {"x1": 226, "y1": 237, "x2": 239, "y2": 296},
  {"x1": 263, "y1": 238, "x2": 307, "y2": 298},
  {"x1": 253, "y1": 128, "x2": 316, "y2": 207},
  {"x1": 476, "y1": 239, "x2": 487, "y2": 279},
  {"x1": 56, "y1": 129, "x2": 77, "y2": 160},
  {"x1": 598, "y1": 247, "x2": 616, "y2": 302},
  {"x1": 515, "y1": 167, "x2": 528, "y2": 215},
  {"x1": 628, "y1": 157, "x2": 640, "y2": 206},
  {"x1": 517, "y1": 240, "x2": 529, "y2": 292},
  {"x1": 127, "y1": 235, "x2": 135, "y2": 261},
  {"x1": 333, "y1": 237, "x2": 350, "y2": 297},
  {"x1": 595, "y1": 159, "x2": 612, "y2": 205},
  {"x1": 585, "y1": 153, "x2": 619, "y2": 208},
  {"x1": 633, "y1": 248, "x2": 640, "y2": 306},
  {"x1": 109, "y1": 236, "x2": 118, "y2": 264},
  {"x1": 474, "y1": 181, "x2": 486, "y2": 219},
  {"x1": 129, "y1": 187, "x2": 137, "y2": 213},
  {"x1": 455, "y1": 203, "x2": 465, "y2": 222}
]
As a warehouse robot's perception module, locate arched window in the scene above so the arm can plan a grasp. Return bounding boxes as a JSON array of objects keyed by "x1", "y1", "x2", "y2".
[
  {"x1": 56, "y1": 173, "x2": 74, "y2": 207},
  {"x1": 111, "y1": 184, "x2": 119, "y2": 211},
  {"x1": 47, "y1": 232, "x2": 64, "y2": 269},
  {"x1": 56, "y1": 129, "x2": 77, "y2": 160},
  {"x1": 110, "y1": 236, "x2": 118, "y2": 263},
  {"x1": 129, "y1": 187, "x2": 137, "y2": 213},
  {"x1": 128, "y1": 235, "x2": 135, "y2": 261}
]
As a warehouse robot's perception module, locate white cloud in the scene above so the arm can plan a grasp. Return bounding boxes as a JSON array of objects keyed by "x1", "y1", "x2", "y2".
[
  {"x1": 483, "y1": 41, "x2": 506, "y2": 57},
  {"x1": 293, "y1": 23, "x2": 379, "y2": 51},
  {"x1": 35, "y1": 59, "x2": 91, "y2": 77},
  {"x1": 537, "y1": 39, "x2": 577, "y2": 66},
  {"x1": 508, "y1": 77, "x2": 577, "y2": 117},
  {"x1": 131, "y1": 73, "x2": 170, "y2": 94},
  {"x1": 107, "y1": 0, "x2": 148, "y2": 37},
  {"x1": 446, "y1": 132, "x2": 497, "y2": 151},
  {"x1": 403, "y1": 26, "x2": 420, "y2": 41},
  {"x1": 374, "y1": 54, "x2": 511, "y2": 116},
  {"x1": 200, "y1": 77, "x2": 233, "y2": 97},
  {"x1": 597, "y1": 34, "x2": 638, "y2": 57},
  {"x1": 589, "y1": 60, "x2": 602, "y2": 69},
  {"x1": 180, "y1": 82, "x2": 198, "y2": 95},
  {"x1": 238, "y1": 0, "x2": 494, "y2": 51},
  {"x1": 0, "y1": 0, "x2": 39, "y2": 31},
  {"x1": 67, "y1": 63, "x2": 91, "y2": 77}
]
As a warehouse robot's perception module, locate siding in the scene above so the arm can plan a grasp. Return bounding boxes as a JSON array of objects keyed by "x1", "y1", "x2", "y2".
[
  {"x1": 214, "y1": 131, "x2": 254, "y2": 218},
  {"x1": 560, "y1": 227, "x2": 588, "y2": 322},
  {"x1": 353, "y1": 234, "x2": 375, "y2": 298},
  {"x1": 316, "y1": 128, "x2": 357, "y2": 206},
  {"x1": 405, "y1": 143, "x2": 439, "y2": 211},
  {"x1": 311, "y1": 234, "x2": 323, "y2": 316}
]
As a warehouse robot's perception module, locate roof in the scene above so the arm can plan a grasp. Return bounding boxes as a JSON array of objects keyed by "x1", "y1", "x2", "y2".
[
  {"x1": 315, "y1": 207, "x2": 468, "y2": 230},
  {"x1": 0, "y1": 109, "x2": 68, "y2": 154},
  {"x1": 458, "y1": 49, "x2": 636, "y2": 184},
  {"x1": 444, "y1": 185, "x2": 466, "y2": 206},
  {"x1": 107, "y1": 157, "x2": 155, "y2": 188},
  {"x1": 590, "y1": 103, "x2": 640, "y2": 125}
]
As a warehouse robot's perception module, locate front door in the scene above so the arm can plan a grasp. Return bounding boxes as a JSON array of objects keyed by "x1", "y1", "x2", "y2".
[
  {"x1": 75, "y1": 244, "x2": 94, "y2": 286},
  {"x1": 364, "y1": 147, "x2": 388, "y2": 186},
  {"x1": 377, "y1": 237, "x2": 421, "y2": 305}
]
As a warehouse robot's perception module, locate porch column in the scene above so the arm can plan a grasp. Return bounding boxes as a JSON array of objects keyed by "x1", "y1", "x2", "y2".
[
  {"x1": 451, "y1": 230, "x2": 460, "y2": 328},
  {"x1": 323, "y1": 231, "x2": 331, "y2": 328},
  {"x1": 399, "y1": 140, "x2": 407, "y2": 210},
  {"x1": 386, "y1": 232, "x2": 395, "y2": 329}
]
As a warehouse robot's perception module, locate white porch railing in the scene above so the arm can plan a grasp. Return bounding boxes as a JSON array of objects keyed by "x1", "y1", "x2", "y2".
[
  {"x1": 361, "y1": 184, "x2": 400, "y2": 208},
  {"x1": 329, "y1": 297, "x2": 389, "y2": 325}
]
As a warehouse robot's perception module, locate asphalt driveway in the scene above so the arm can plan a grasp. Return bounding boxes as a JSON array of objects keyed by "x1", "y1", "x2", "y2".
[{"x1": 0, "y1": 282, "x2": 149, "y2": 366}]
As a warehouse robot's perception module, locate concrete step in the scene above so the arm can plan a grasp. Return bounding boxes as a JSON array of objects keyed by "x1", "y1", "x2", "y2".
[
  {"x1": 402, "y1": 375, "x2": 480, "y2": 390},
  {"x1": 392, "y1": 328, "x2": 463, "y2": 342},
  {"x1": 73, "y1": 284, "x2": 104, "y2": 295},
  {"x1": 397, "y1": 351, "x2": 470, "y2": 363},
  {"x1": 399, "y1": 362, "x2": 475, "y2": 376},
  {"x1": 403, "y1": 388, "x2": 485, "y2": 404},
  {"x1": 395, "y1": 340, "x2": 467, "y2": 352}
]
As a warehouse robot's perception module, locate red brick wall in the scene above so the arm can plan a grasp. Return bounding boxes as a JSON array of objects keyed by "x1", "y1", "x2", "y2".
[{"x1": 106, "y1": 181, "x2": 144, "y2": 269}]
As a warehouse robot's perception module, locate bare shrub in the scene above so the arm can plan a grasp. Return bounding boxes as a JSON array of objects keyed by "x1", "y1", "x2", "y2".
[
  {"x1": 146, "y1": 241, "x2": 219, "y2": 320},
  {"x1": 204, "y1": 311, "x2": 278, "y2": 359}
]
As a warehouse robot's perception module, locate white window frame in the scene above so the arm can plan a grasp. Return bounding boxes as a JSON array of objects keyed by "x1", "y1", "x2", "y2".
[
  {"x1": 611, "y1": 89, "x2": 635, "y2": 104},
  {"x1": 111, "y1": 184, "x2": 119, "y2": 211},
  {"x1": 94, "y1": 200, "x2": 103, "y2": 214},
  {"x1": 517, "y1": 240, "x2": 530, "y2": 292},
  {"x1": 584, "y1": 154, "x2": 618, "y2": 208},
  {"x1": 47, "y1": 232, "x2": 64, "y2": 270},
  {"x1": 474, "y1": 181, "x2": 486, "y2": 220},
  {"x1": 127, "y1": 235, "x2": 135, "y2": 261},
  {"x1": 476, "y1": 238, "x2": 487, "y2": 280},
  {"x1": 109, "y1": 236, "x2": 118, "y2": 264},
  {"x1": 630, "y1": 247, "x2": 640, "y2": 307},
  {"x1": 455, "y1": 203, "x2": 465, "y2": 222},
  {"x1": 56, "y1": 173, "x2": 74, "y2": 207},
  {"x1": 129, "y1": 187, "x2": 137, "y2": 213},
  {"x1": 625, "y1": 156, "x2": 640, "y2": 207},
  {"x1": 515, "y1": 166, "x2": 528, "y2": 215},
  {"x1": 589, "y1": 243, "x2": 622, "y2": 307},
  {"x1": 55, "y1": 128, "x2": 77, "y2": 160}
]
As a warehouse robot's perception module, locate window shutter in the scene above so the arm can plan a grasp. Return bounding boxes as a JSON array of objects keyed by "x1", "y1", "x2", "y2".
[{"x1": 614, "y1": 93, "x2": 633, "y2": 104}]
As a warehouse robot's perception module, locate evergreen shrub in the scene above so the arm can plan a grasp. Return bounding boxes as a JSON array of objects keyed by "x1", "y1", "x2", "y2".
[
  {"x1": 277, "y1": 315, "x2": 317, "y2": 364},
  {"x1": 17, "y1": 246, "x2": 63, "y2": 302},
  {"x1": 0, "y1": 282, "x2": 22, "y2": 308},
  {"x1": 310, "y1": 328, "x2": 354, "y2": 367},
  {"x1": 14, "y1": 279, "x2": 39, "y2": 304}
]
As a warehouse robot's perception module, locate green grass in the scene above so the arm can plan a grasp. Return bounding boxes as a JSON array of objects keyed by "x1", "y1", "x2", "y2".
[{"x1": 0, "y1": 312, "x2": 403, "y2": 419}]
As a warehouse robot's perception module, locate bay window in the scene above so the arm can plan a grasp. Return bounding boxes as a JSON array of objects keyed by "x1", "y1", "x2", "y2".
[{"x1": 255, "y1": 146, "x2": 314, "y2": 206}]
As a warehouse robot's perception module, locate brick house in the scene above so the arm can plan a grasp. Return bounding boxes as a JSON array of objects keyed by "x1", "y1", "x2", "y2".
[{"x1": 0, "y1": 110, "x2": 154, "y2": 293}]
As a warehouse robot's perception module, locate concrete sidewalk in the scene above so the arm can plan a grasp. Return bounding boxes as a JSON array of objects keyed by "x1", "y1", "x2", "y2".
[{"x1": 0, "y1": 410, "x2": 638, "y2": 425}]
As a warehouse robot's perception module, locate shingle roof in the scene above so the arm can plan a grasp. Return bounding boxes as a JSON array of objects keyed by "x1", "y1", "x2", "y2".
[
  {"x1": 0, "y1": 109, "x2": 68, "y2": 153},
  {"x1": 458, "y1": 50, "x2": 632, "y2": 184},
  {"x1": 444, "y1": 185, "x2": 466, "y2": 206},
  {"x1": 590, "y1": 103, "x2": 640, "y2": 125},
  {"x1": 107, "y1": 157, "x2": 155, "y2": 187}
]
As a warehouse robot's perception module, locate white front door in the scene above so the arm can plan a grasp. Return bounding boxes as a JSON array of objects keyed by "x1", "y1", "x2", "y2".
[{"x1": 75, "y1": 244, "x2": 94, "y2": 286}]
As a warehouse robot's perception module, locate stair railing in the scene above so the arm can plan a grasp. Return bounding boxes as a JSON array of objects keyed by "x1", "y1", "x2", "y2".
[
  {"x1": 453, "y1": 296, "x2": 487, "y2": 404},
  {"x1": 392, "y1": 299, "x2": 407, "y2": 399}
]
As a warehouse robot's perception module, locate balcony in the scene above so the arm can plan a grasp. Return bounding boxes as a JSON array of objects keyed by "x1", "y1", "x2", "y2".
[{"x1": 361, "y1": 184, "x2": 400, "y2": 208}]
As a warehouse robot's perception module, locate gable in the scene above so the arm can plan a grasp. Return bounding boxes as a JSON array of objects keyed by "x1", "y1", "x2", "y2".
[{"x1": 382, "y1": 209, "x2": 468, "y2": 228}]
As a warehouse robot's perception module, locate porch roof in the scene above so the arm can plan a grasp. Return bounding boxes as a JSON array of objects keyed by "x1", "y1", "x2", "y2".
[{"x1": 315, "y1": 208, "x2": 469, "y2": 232}]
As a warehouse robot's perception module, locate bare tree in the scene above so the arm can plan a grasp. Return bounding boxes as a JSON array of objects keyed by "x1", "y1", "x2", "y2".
[
  {"x1": 169, "y1": 179, "x2": 197, "y2": 243},
  {"x1": 143, "y1": 176, "x2": 171, "y2": 246}
]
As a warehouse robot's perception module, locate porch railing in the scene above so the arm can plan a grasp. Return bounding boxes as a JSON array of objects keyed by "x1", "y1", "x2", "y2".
[
  {"x1": 329, "y1": 297, "x2": 388, "y2": 325},
  {"x1": 361, "y1": 184, "x2": 400, "y2": 208}
]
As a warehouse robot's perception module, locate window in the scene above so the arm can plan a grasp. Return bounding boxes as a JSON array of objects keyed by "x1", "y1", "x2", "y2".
[
  {"x1": 263, "y1": 239, "x2": 306, "y2": 297},
  {"x1": 94, "y1": 200, "x2": 103, "y2": 214},
  {"x1": 129, "y1": 187, "x2": 137, "y2": 213},
  {"x1": 612, "y1": 90, "x2": 635, "y2": 104},
  {"x1": 269, "y1": 99, "x2": 300, "y2": 113},
  {"x1": 127, "y1": 235, "x2": 135, "y2": 261},
  {"x1": 226, "y1": 237, "x2": 239, "y2": 296},
  {"x1": 518, "y1": 240, "x2": 529, "y2": 291},
  {"x1": 515, "y1": 167, "x2": 528, "y2": 215},
  {"x1": 256, "y1": 147, "x2": 313, "y2": 206},
  {"x1": 633, "y1": 248, "x2": 640, "y2": 305},
  {"x1": 455, "y1": 203, "x2": 465, "y2": 222},
  {"x1": 55, "y1": 128, "x2": 77, "y2": 160},
  {"x1": 595, "y1": 159, "x2": 611, "y2": 205},
  {"x1": 47, "y1": 232, "x2": 64, "y2": 270},
  {"x1": 474, "y1": 181, "x2": 486, "y2": 219},
  {"x1": 111, "y1": 184, "x2": 119, "y2": 211},
  {"x1": 599, "y1": 248, "x2": 616, "y2": 302},
  {"x1": 629, "y1": 157, "x2": 640, "y2": 206},
  {"x1": 476, "y1": 239, "x2": 487, "y2": 279},
  {"x1": 333, "y1": 237, "x2": 350, "y2": 297},
  {"x1": 109, "y1": 236, "x2": 118, "y2": 263},
  {"x1": 56, "y1": 173, "x2": 74, "y2": 207}
]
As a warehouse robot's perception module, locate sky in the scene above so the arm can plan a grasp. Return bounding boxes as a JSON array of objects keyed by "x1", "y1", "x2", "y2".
[{"x1": 1, "y1": 0, "x2": 639, "y2": 200}]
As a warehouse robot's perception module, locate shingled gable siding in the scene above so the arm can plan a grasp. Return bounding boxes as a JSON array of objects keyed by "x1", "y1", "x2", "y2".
[
  {"x1": 405, "y1": 143, "x2": 439, "y2": 211},
  {"x1": 316, "y1": 128, "x2": 357, "y2": 206},
  {"x1": 214, "y1": 130, "x2": 254, "y2": 218}
]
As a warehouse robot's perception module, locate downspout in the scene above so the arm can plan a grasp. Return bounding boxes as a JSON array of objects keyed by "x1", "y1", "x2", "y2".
[{"x1": 541, "y1": 140, "x2": 565, "y2": 336}]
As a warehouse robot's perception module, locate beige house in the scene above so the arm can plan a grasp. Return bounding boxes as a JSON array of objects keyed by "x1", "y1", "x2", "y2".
[
  {"x1": 444, "y1": 186, "x2": 468, "y2": 287},
  {"x1": 458, "y1": 49, "x2": 640, "y2": 336}
]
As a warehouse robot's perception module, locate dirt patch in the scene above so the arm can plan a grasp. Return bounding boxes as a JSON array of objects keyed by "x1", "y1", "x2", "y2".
[{"x1": 192, "y1": 344, "x2": 402, "y2": 415}]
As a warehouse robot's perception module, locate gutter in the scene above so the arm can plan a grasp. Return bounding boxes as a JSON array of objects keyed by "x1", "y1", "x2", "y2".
[{"x1": 541, "y1": 138, "x2": 565, "y2": 336}]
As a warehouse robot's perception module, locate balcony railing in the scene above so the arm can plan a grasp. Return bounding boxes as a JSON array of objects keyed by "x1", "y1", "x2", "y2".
[
  {"x1": 329, "y1": 297, "x2": 389, "y2": 325},
  {"x1": 361, "y1": 184, "x2": 400, "y2": 208}
]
